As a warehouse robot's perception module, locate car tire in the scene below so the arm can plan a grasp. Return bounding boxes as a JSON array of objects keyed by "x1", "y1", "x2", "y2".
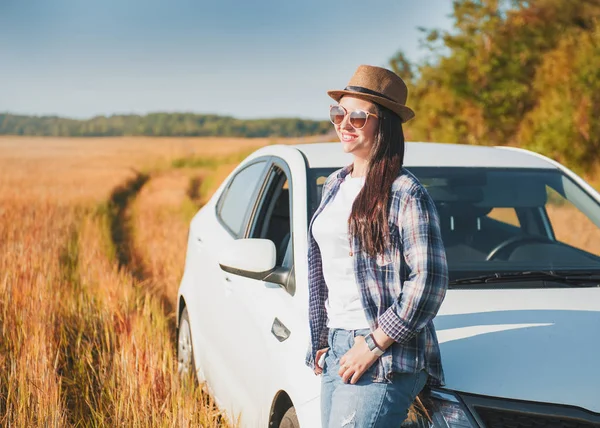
[
  {"x1": 280, "y1": 407, "x2": 299, "y2": 428},
  {"x1": 177, "y1": 307, "x2": 196, "y2": 381}
]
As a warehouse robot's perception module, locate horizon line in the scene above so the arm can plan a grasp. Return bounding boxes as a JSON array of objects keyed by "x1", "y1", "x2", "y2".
[{"x1": 0, "y1": 110, "x2": 329, "y2": 122}]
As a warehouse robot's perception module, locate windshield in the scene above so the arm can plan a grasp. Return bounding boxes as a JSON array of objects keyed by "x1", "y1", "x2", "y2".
[{"x1": 307, "y1": 166, "x2": 600, "y2": 286}]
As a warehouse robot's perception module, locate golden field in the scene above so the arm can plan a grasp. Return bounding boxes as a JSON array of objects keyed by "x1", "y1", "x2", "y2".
[
  {"x1": 2, "y1": 136, "x2": 600, "y2": 427},
  {"x1": 0, "y1": 136, "x2": 313, "y2": 427}
]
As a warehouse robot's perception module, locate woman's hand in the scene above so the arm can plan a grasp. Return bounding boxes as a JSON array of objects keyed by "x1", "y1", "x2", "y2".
[
  {"x1": 314, "y1": 347, "x2": 329, "y2": 375},
  {"x1": 338, "y1": 336, "x2": 379, "y2": 384}
]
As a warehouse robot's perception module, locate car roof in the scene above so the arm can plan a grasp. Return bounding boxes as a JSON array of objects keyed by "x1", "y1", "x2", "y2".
[{"x1": 292, "y1": 142, "x2": 556, "y2": 170}]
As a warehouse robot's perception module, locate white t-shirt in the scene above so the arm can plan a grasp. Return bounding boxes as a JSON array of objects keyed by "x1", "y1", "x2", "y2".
[{"x1": 312, "y1": 174, "x2": 370, "y2": 330}]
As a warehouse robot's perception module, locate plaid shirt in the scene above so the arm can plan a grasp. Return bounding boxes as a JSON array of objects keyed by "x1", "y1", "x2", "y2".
[{"x1": 306, "y1": 165, "x2": 448, "y2": 386}]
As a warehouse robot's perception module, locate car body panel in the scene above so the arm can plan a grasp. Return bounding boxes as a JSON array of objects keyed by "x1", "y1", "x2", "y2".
[
  {"x1": 180, "y1": 202, "x2": 246, "y2": 409},
  {"x1": 435, "y1": 288, "x2": 600, "y2": 413}
]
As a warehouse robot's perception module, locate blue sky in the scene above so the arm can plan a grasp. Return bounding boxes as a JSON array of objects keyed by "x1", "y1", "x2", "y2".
[{"x1": 0, "y1": 0, "x2": 453, "y2": 120}]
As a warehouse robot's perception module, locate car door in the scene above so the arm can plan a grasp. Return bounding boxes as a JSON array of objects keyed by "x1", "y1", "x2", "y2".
[
  {"x1": 219, "y1": 159, "x2": 303, "y2": 427},
  {"x1": 187, "y1": 157, "x2": 270, "y2": 409}
]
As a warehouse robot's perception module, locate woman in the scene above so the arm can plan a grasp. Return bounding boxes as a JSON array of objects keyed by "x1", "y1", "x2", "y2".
[{"x1": 306, "y1": 65, "x2": 449, "y2": 427}]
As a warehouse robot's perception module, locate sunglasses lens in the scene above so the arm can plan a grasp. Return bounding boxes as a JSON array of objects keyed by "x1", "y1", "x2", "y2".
[
  {"x1": 349, "y1": 110, "x2": 368, "y2": 129},
  {"x1": 330, "y1": 106, "x2": 345, "y2": 125}
]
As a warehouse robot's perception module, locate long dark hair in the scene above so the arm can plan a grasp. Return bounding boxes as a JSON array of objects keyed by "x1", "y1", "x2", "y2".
[{"x1": 348, "y1": 103, "x2": 405, "y2": 257}]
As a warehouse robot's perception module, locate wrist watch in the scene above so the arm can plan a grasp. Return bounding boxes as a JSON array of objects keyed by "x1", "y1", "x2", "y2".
[{"x1": 364, "y1": 333, "x2": 385, "y2": 357}]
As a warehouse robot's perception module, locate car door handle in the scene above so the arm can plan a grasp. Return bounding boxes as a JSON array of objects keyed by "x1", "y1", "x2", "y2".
[{"x1": 271, "y1": 318, "x2": 290, "y2": 342}]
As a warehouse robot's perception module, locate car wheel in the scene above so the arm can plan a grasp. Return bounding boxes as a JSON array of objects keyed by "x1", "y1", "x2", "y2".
[
  {"x1": 280, "y1": 407, "x2": 299, "y2": 428},
  {"x1": 177, "y1": 307, "x2": 196, "y2": 380}
]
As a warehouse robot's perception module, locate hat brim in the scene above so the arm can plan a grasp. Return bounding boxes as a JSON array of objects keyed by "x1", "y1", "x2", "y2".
[{"x1": 327, "y1": 89, "x2": 415, "y2": 123}]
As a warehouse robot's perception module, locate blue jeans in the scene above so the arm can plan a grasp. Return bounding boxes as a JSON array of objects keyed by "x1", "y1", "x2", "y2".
[{"x1": 321, "y1": 328, "x2": 428, "y2": 428}]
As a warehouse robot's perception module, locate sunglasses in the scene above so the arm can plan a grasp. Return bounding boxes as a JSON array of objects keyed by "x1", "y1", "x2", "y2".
[{"x1": 329, "y1": 105, "x2": 378, "y2": 129}]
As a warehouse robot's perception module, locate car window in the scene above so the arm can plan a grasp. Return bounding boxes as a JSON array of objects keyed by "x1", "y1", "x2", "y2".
[
  {"x1": 308, "y1": 166, "x2": 600, "y2": 285},
  {"x1": 415, "y1": 167, "x2": 600, "y2": 278},
  {"x1": 218, "y1": 161, "x2": 267, "y2": 237},
  {"x1": 487, "y1": 208, "x2": 520, "y2": 228},
  {"x1": 545, "y1": 186, "x2": 600, "y2": 256},
  {"x1": 248, "y1": 164, "x2": 293, "y2": 268}
]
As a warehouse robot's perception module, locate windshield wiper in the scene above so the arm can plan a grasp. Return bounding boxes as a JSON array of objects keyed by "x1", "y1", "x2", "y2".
[{"x1": 450, "y1": 270, "x2": 600, "y2": 287}]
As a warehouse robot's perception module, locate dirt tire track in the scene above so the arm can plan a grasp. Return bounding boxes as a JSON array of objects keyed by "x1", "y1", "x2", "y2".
[
  {"x1": 106, "y1": 170, "x2": 177, "y2": 319},
  {"x1": 108, "y1": 170, "x2": 150, "y2": 280}
]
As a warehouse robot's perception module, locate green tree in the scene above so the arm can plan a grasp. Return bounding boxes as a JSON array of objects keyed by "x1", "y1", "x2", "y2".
[{"x1": 397, "y1": 0, "x2": 600, "y2": 172}]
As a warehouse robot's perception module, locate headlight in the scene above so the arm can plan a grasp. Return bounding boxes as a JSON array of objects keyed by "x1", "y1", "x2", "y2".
[{"x1": 426, "y1": 389, "x2": 479, "y2": 428}]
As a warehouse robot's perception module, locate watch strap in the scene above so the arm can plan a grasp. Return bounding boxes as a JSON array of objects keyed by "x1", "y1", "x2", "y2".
[{"x1": 365, "y1": 333, "x2": 385, "y2": 357}]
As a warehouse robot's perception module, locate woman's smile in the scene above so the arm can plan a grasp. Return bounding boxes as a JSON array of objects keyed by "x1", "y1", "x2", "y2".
[{"x1": 341, "y1": 132, "x2": 358, "y2": 142}]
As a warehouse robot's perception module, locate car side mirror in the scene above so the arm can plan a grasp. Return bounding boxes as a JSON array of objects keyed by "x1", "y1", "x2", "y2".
[{"x1": 218, "y1": 239, "x2": 293, "y2": 292}]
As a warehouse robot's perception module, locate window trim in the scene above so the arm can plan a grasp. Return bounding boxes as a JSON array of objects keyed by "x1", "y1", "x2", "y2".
[
  {"x1": 215, "y1": 157, "x2": 271, "y2": 238},
  {"x1": 246, "y1": 158, "x2": 294, "y2": 255},
  {"x1": 246, "y1": 167, "x2": 282, "y2": 239},
  {"x1": 245, "y1": 157, "x2": 296, "y2": 295}
]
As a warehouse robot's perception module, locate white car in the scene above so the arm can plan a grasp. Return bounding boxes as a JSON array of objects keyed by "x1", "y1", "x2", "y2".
[{"x1": 176, "y1": 142, "x2": 600, "y2": 428}]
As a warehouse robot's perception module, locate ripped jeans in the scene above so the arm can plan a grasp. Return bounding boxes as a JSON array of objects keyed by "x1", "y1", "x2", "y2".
[{"x1": 320, "y1": 328, "x2": 428, "y2": 428}]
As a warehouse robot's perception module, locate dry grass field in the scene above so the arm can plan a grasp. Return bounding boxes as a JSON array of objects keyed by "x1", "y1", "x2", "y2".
[
  {"x1": 0, "y1": 136, "x2": 315, "y2": 427},
  {"x1": 2, "y1": 136, "x2": 600, "y2": 427}
]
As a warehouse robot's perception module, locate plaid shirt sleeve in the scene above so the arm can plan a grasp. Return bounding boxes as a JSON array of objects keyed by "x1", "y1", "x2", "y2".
[{"x1": 378, "y1": 188, "x2": 448, "y2": 344}]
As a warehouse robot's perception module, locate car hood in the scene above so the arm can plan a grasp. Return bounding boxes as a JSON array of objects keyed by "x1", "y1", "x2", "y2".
[{"x1": 434, "y1": 287, "x2": 600, "y2": 413}]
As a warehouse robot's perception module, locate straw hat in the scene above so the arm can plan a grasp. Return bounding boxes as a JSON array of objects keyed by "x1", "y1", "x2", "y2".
[{"x1": 327, "y1": 65, "x2": 415, "y2": 123}]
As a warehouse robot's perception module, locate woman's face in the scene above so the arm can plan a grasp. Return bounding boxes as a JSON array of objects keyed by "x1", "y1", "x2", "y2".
[{"x1": 334, "y1": 96, "x2": 379, "y2": 159}]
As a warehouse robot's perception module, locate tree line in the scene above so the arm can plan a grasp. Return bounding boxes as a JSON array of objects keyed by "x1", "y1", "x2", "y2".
[
  {"x1": 0, "y1": 113, "x2": 331, "y2": 138},
  {"x1": 396, "y1": 0, "x2": 600, "y2": 174}
]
